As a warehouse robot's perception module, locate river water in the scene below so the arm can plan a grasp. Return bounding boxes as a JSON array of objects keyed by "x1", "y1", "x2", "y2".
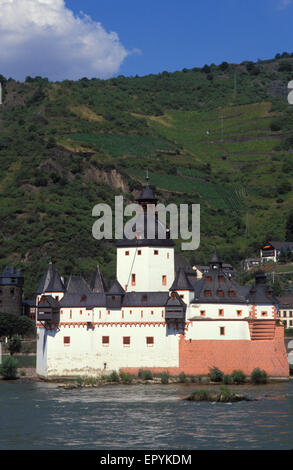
[{"x1": 0, "y1": 380, "x2": 292, "y2": 450}]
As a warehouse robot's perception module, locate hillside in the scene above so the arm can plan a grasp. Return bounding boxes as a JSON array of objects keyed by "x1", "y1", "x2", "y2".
[{"x1": 0, "y1": 54, "x2": 293, "y2": 298}]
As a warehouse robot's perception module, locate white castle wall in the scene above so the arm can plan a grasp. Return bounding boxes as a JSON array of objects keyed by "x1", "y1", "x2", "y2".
[
  {"x1": 38, "y1": 323, "x2": 180, "y2": 377},
  {"x1": 116, "y1": 246, "x2": 174, "y2": 292},
  {"x1": 185, "y1": 320, "x2": 251, "y2": 340}
]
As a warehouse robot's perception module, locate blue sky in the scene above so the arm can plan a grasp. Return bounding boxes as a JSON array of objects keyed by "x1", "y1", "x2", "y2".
[
  {"x1": 67, "y1": 0, "x2": 293, "y2": 76},
  {"x1": 0, "y1": 0, "x2": 293, "y2": 81}
]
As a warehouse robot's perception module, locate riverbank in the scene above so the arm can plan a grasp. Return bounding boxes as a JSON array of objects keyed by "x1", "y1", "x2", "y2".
[{"x1": 1, "y1": 367, "x2": 290, "y2": 390}]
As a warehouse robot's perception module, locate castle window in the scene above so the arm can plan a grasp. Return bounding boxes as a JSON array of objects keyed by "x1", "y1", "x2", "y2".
[
  {"x1": 220, "y1": 327, "x2": 225, "y2": 336},
  {"x1": 267, "y1": 291, "x2": 272, "y2": 297},
  {"x1": 141, "y1": 311, "x2": 143, "y2": 318},
  {"x1": 111, "y1": 296, "x2": 115, "y2": 300},
  {"x1": 283, "y1": 311, "x2": 287, "y2": 318},
  {"x1": 131, "y1": 274, "x2": 136, "y2": 286},
  {"x1": 81, "y1": 295, "x2": 86, "y2": 302},
  {"x1": 122, "y1": 310, "x2": 124, "y2": 319},
  {"x1": 138, "y1": 250, "x2": 142, "y2": 255},
  {"x1": 290, "y1": 320, "x2": 293, "y2": 326},
  {"x1": 154, "y1": 250, "x2": 159, "y2": 255},
  {"x1": 10, "y1": 288, "x2": 15, "y2": 295},
  {"x1": 205, "y1": 290, "x2": 212, "y2": 297},
  {"x1": 200, "y1": 310, "x2": 206, "y2": 317},
  {"x1": 102, "y1": 336, "x2": 109, "y2": 346},
  {"x1": 237, "y1": 310, "x2": 242, "y2": 317},
  {"x1": 70, "y1": 310, "x2": 72, "y2": 319},
  {"x1": 142, "y1": 294, "x2": 147, "y2": 301},
  {"x1": 217, "y1": 290, "x2": 224, "y2": 297},
  {"x1": 162, "y1": 275, "x2": 167, "y2": 286},
  {"x1": 151, "y1": 310, "x2": 154, "y2": 315},
  {"x1": 167, "y1": 252, "x2": 170, "y2": 259},
  {"x1": 55, "y1": 296, "x2": 59, "y2": 300},
  {"x1": 218, "y1": 275, "x2": 225, "y2": 282},
  {"x1": 219, "y1": 309, "x2": 224, "y2": 317},
  {"x1": 146, "y1": 337, "x2": 154, "y2": 347},
  {"x1": 205, "y1": 276, "x2": 212, "y2": 282},
  {"x1": 229, "y1": 291, "x2": 235, "y2": 297},
  {"x1": 125, "y1": 251, "x2": 129, "y2": 256},
  {"x1": 261, "y1": 311, "x2": 268, "y2": 317},
  {"x1": 123, "y1": 336, "x2": 131, "y2": 347},
  {"x1": 180, "y1": 295, "x2": 184, "y2": 299},
  {"x1": 80, "y1": 310, "x2": 82, "y2": 315},
  {"x1": 63, "y1": 336, "x2": 70, "y2": 345},
  {"x1": 290, "y1": 311, "x2": 293, "y2": 317}
]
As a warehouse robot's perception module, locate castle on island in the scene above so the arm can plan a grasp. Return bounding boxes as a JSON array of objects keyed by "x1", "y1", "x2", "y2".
[{"x1": 36, "y1": 180, "x2": 289, "y2": 379}]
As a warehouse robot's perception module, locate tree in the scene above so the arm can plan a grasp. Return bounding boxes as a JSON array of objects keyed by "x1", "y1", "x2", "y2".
[
  {"x1": 0, "y1": 313, "x2": 35, "y2": 339},
  {"x1": 7, "y1": 335, "x2": 22, "y2": 356}
]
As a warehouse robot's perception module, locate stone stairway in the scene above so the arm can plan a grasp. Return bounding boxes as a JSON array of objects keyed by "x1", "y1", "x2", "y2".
[{"x1": 250, "y1": 320, "x2": 276, "y2": 341}]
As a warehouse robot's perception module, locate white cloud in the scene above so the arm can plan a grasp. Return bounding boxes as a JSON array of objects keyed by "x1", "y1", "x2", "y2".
[{"x1": 0, "y1": 0, "x2": 130, "y2": 81}]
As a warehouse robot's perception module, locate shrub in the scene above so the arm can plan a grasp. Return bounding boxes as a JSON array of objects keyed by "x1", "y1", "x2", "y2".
[
  {"x1": 208, "y1": 366, "x2": 223, "y2": 382},
  {"x1": 108, "y1": 371, "x2": 120, "y2": 382},
  {"x1": 251, "y1": 368, "x2": 268, "y2": 384},
  {"x1": 159, "y1": 372, "x2": 170, "y2": 384},
  {"x1": 231, "y1": 370, "x2": 246, "y2": 384},
  {"x1": 0, "y1": 356, "x2": 19, "y2": 379},
  {"x1": 119, "y1": 371, "x2": 133, "y2": 384},
  {"x1": 138, "y1": 369, "x2": 153, "y2": 380},
  {"x1": 178, "y1": 372, "x2": 188, "y2": 383}
]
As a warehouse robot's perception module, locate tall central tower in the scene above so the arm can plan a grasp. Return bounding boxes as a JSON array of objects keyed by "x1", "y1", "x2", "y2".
[{"x1": 116, "y1": 178, "x2": 175, "y2": 292}]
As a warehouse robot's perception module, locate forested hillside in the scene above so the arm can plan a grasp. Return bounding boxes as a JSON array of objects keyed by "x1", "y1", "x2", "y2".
[{"x1": 1, "y1": 53, "x2": 293, "y2": 297}]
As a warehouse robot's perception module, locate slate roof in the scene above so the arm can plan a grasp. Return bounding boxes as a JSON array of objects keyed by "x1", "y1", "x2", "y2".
[
  {"x1": 122, "y1": 291, "x2": 169, "y2": 307},
  {"x1": 36, "y1": 262, "x2": 65, "y2": 294},
  {"x1": 276, "y1": 293, "x2": 293, "y2": 308},
  {"x1": 107, "y1": 280, "x2": 125, "y2": 295},
  {"x1": 170, "y1": 268, "x2": 194, "y2": 291},
  {"x1": 66, "y1": 275, "x2": 92, "y2": 295},
  {"x1": 60, "y1": 293, "x2": 106, "y2": 308},
  {"x1": 38, "y1": 295, "x2": 60, "y2": 308},
  {"x1": 191, "y1": 252, "x2": 247, "y2": 304},
  {"x1": 116, "y1": 211, "x2": 174, "y2": 248},
  {"x1": 136, "y1": 183, "x2": 157, "y2": 203},
  {"x1": 90, "y1": 266, "x2": 107, "y2": 293},
  {"x1": 248, "y1": 270, "x2": 278, "y2": 305}
]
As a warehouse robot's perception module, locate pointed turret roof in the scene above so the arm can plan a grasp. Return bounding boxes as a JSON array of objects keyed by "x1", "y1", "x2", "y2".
[
  {"x1": 209, "y1": 249, "x2": 222, "y2": 269},
  {"x1": 90, "y1": 266, "x2": 106, "y2": 293},
  {"x1": 136, "y1": 174, "x2": 157, "y2": 204},
  {"x1": 170, "y1": 268, "x2": 193, "y2": 291},
  {"x1": 36, "y1": 262, "x2": 65, "y2": 294},
  {"x1": 66, "y1": 275, "x2": 91, "y2": 295}
]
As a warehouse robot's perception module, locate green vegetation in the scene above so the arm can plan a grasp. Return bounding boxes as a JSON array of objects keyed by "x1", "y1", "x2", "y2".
[
  {"x1": 230, "y1": 370, "x2": 246, "y2": 384},
  {"x1": 138, "y1": 369, "x2": 153, "y2": 380},
  {"x1": 208, "y1": 366, "x2": 224, "y2": 383},
  {"x1": 158, "y1": 372, "x2": 170, "y2": 384},
  {"x1": 185, "y1": 386, "x2": 251, "y2": 402},
  {"x1": 0, "y1": 356, "x2": 19, "y2": 380},
  {"x1": 0, "y1": 313, "x2": 35, "y2": 339},
  {"x1": 1, "y1": 54, "x2": 293, "y2": 296},
  {"x1": 250, "y1": 368, "x2": 268, "y2": 384},
  {"x1": 7, "y1": 335, "x2": 22, "y2": 356},
  {"x1": 119, "y1": 371, "x2": 133, "y2": 384}
]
